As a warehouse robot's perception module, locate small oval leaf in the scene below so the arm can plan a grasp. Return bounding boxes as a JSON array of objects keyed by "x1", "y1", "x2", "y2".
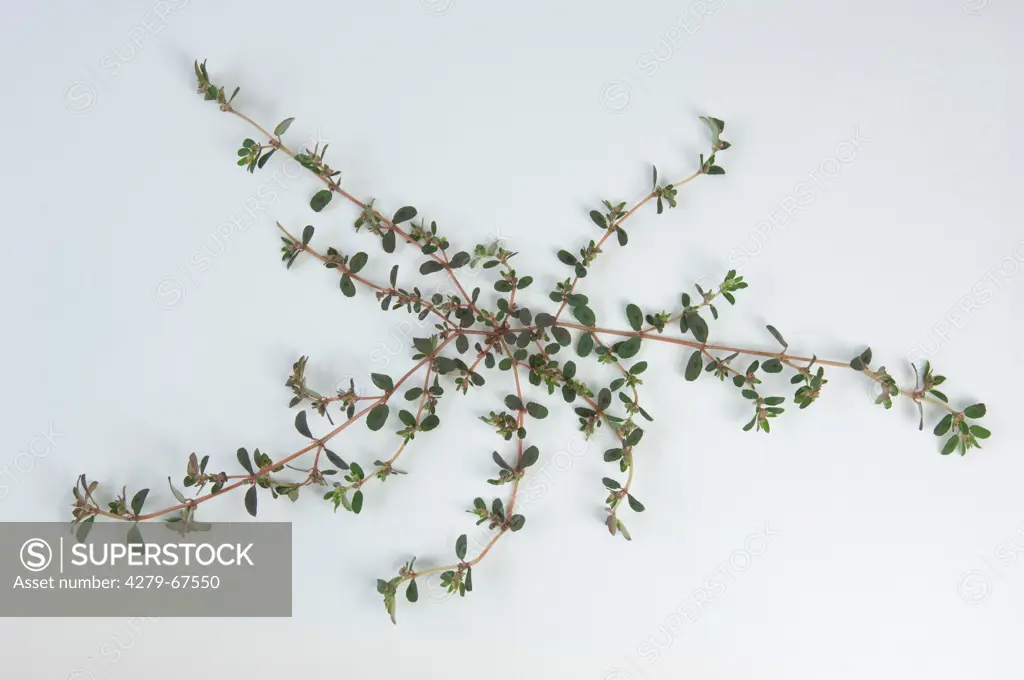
[
  {"x1": 295, "y1": 410, "x2": 313, "y2": 438},
  {"x1": 366, "y1": 404, "x2": 390, "y2": 431},
  {"x1": 244, "y1": 486, "x2": 258, "y2": 517},
  {"x1": 685, "y1": 351, "x2": 703, "y2": 381},
  {"x1": 455, "y1": 534, "x2": 468, "y2": 560},
  {"x1": 310, "y1": 189, "x2": 332, "y2": 212}
]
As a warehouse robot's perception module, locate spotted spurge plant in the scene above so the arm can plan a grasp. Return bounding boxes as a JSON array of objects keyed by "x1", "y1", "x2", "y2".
[{"x1": 69, "y1": 61, "x2": 991, "y2": 623}]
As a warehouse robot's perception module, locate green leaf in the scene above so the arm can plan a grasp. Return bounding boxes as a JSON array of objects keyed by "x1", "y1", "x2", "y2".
[
  {"x1": 371, "y1": 373, "x2": 395, "y2": 393},
  {"x1": 700, "y1": 115, "x2": 724, "y2": 144},
  {"x1": 381, "y1": 229, "x2": 396, "y2": 253},
  {"x1": 562, "y1": 361, "x2": 577, "y2": 380},
  {"x1": 167, "y1": 477, "x2": 187, "y2": 503},
  {"x1": 535, "y1": 313, "x2": 555, "y2": 328},
  {"x1": 602, "y1": 477, "x2": 621, "y2": 489},
  {"x1": 625, "y1": 304, "x2": 643, "y2": 331},
  {"x1": 493, "y1": 450, "x2": 512, "y2": 471},
  {"x1": 455, "y1": 534, "x2": 468, "y2": 560},
  {"x1": 392, "y1": 206, "x2": 417, "y2": 223},
  {"x1": 505, "y1": 394, "x2": 524, "y2": 410},
  {"x1": 274, "y1": 117, "x2": 295, "y2": 136},
  {"x1": 850, "y1": 348, "x2": 872, "y2": 371},
  {"x1": 520, "y1": 445, "x2": 539, "y2": 468},
  {"x1": 302, "y1": 225, "x2": 314, "y2": 245},
  {"x1": 367, "y1": 404, "x2": 390, "y2": 431},
  {"x1": 526, "y1": 402, "x2": 548, "y2": 419},
  {"x1": 235, "y1": 446, "x2": 253, "y2": 473},
  {"x1": 604, "y1": 448, "x2": 622, "y2": 462},
  {"x1": 295, "y1": 410, "x2": 313, "y2": 438},
  {"x1": 766, "y1": 325, "x2": 788, "y2": 349},
  {"x1": 324, "y1": 448, "x2": 348, "y2": 469},
  {"x1": 589, "y1": 210, "x2": 607, "y2": 229},
  {"x1": 340, "y1": 274, "x2": 356, "y2": 297},
  {"x1": 130, "y1": 489, "x2": 149, "y2": 516},
  {"x1": 352, "y1": 490, "x2": 364, "y2": 514},
  {"x1": 449, "y1": 251, "x2": 471, "y2": 268},
  {"x1": 964, "y1": 403, "x2": 986, "y2": 419},
  {"x1": 598, "y1": 388, "x2": 612, "y2": 411},
  {"x1": 420, "y1": 414, "x2": 440, "y2": 431},
  {"x1": 434, "y1": 356, "x2": 458, "y2": 374},
  {"x1": 685, "y1": 311, "x2": 708, "y2": 343},
  {"x1": 350, "y1": 462, "x2": 365, "y2": 480},
  {"x1": 941, "y1": 436, "x2": 958, "y2": 455},
  {"x1": 969, "y1": 425, "x2": 991, "y2": 439},
  {"x1": 762, "y1": 358, "x2": 783, "y2": 373},
  {"x1": 551, "y1": 326, "x2": 571, "y2": 346},
  {"x1": 348, "y1": 252, "x2": 368, "y2": 273},
  {"x1": 244, "y1": 486, "x2": 258, "y2": 517},
  {"x1": 933, "y1": 414, "x2": 952, "y2": 436},
  {"x1": 627, "y1": 494, "x2": 645, "y2": 512},
  {"x1": 406, "y1": 580, "x2": 419, "y2": 602},
  {"x1": 557, "y1": 250, "x2": 578, "y2": 266},
  {"x1": 420, "y1": 260, "x2": 445, "y2": 275},
  {"x1": 572, "y1": 305, "x2": 596, "y2": 327},
  {"x1": 615, "y1": 336, "x2": 641, "y2": 359},
  {"x1": 685, "y1": 351, "x2": 703, "y2": 381},
  {"x1": 310, "y1": 189, "x2": 332, "y2": 212},
  {"x1": 257, "y1": 149, "x2": 276, "y2": 169},
  {"x1": 577, "y1": 332, "x2": 594, "y2": 357},
  {"x1": 508, "y1": 514, "x2": 526, "y2": 531}
]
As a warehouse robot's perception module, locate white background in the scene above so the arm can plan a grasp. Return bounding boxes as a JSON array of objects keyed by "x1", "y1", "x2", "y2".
[{"x1": 1, "y1": 0, "x2": 1022, "y2": 677}]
